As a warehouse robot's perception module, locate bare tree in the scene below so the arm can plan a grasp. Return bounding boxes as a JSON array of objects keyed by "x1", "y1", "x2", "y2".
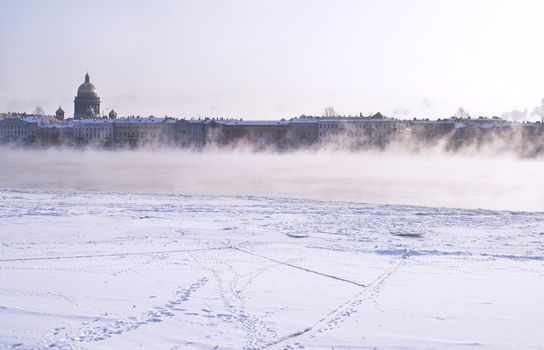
[
  {"x1": 532, "y1": 97, "x2": 544, "y2": 122},
  {"x1": 323, "y1": 106, "x2": 338, "y2": 117},
  {"x1": 33, "y1": 106, "x2": 45, "y2": 115},
  {"x1": 455, "y1": 107, "x2": 469, "y2": 119}
]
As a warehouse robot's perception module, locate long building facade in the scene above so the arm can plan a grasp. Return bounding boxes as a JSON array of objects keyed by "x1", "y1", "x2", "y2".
[
  {"x1": 2, "y1": 113, "x2": 543, "y2": 156},
  {"x1": 2, "y1": 73, "x2": 543, "y2": 154}
]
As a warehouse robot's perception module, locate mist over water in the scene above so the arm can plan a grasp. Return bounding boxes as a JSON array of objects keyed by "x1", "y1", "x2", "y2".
[{"x1": 1, "y1": 148, "x2": 543, "y2": 211}]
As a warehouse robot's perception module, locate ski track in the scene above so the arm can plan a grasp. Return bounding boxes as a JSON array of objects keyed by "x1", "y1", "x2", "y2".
[
  {"x1": 259, "y1": 250, "x2": 411, "y2": 350},
  {"x1": 233, "y1": 247, "x2": 367, "y2": 288},
  {"x1": 0, "y1": 247, "x2": 230, "y2": 263}
]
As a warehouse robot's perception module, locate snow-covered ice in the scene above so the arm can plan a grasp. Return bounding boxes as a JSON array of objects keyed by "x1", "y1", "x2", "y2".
[{"x1": 0, "y1": 189, "x2": 543, "y2": 349}]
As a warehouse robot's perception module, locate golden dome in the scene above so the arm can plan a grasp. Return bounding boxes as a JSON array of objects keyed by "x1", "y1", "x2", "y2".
[{"x1": 76, "y1": 73, "x2": 99, "y2": 99}]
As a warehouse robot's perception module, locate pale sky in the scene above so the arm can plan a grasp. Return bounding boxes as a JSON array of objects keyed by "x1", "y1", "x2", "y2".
[{"x1": 1, "y1": 0, "x2": 544, "y2": 120}]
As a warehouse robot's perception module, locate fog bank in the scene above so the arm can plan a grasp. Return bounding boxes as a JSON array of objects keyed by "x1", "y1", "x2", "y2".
[{"x1": 1, "y1": 149, "x2": 543, "y2": 211}]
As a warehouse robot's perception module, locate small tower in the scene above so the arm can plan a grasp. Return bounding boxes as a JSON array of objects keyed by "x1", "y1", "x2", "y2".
[
  {"x1": 108, "y1": 109, "x2": 118, "y2": 119},
  {"x1": 55, "y1": 106, "x2": 65, "y2": 121}
]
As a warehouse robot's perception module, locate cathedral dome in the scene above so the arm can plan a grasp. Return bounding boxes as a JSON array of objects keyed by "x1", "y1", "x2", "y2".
[
  {"x1": 74, "y1": 72, "x2": 101, "y2": 119},
  {"x1": 76, "y1": 73, "x2": 99, "y2": 100}
]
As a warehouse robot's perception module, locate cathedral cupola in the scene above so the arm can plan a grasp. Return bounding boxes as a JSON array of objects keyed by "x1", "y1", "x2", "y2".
[{"x1": 74, "y1": 72, "x2": 101, "y2": 119}]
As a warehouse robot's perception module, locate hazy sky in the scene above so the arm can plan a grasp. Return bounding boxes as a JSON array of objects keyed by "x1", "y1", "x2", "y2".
[{"x1": 1, "y1": 0, "x2": 544, "y2": 119}]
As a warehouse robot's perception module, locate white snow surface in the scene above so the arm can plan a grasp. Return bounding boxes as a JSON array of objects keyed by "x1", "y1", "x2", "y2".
[{"x1": 0, "y1": 189, "x2": 543, "y2": 350}]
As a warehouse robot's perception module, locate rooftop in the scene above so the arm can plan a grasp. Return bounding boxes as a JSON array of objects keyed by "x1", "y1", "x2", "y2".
[
  {"x1": 115, "y1": 117, "x2": 167, "y2": 124},
  {"x1": 225, "y1": 120, "x2": 289, "y2": 126}
]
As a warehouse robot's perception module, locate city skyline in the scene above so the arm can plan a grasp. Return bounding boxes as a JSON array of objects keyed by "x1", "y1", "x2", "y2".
[{"x1": 1, "y1": 0, "x2": 544, "y2": 120}]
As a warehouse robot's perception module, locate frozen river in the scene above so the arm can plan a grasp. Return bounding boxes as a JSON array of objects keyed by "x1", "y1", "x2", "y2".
[
  {"x1": 0, "y1": 189, "x2": 543, "y2": 349},
  {"x1": 1, "y1": 149, "x2": 544, "y2": 211}
]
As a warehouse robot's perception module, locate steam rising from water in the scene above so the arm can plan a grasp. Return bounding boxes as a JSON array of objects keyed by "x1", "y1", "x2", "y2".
[{"x1": 1, "y1": 148, "x2": 543, "y2": 211}]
